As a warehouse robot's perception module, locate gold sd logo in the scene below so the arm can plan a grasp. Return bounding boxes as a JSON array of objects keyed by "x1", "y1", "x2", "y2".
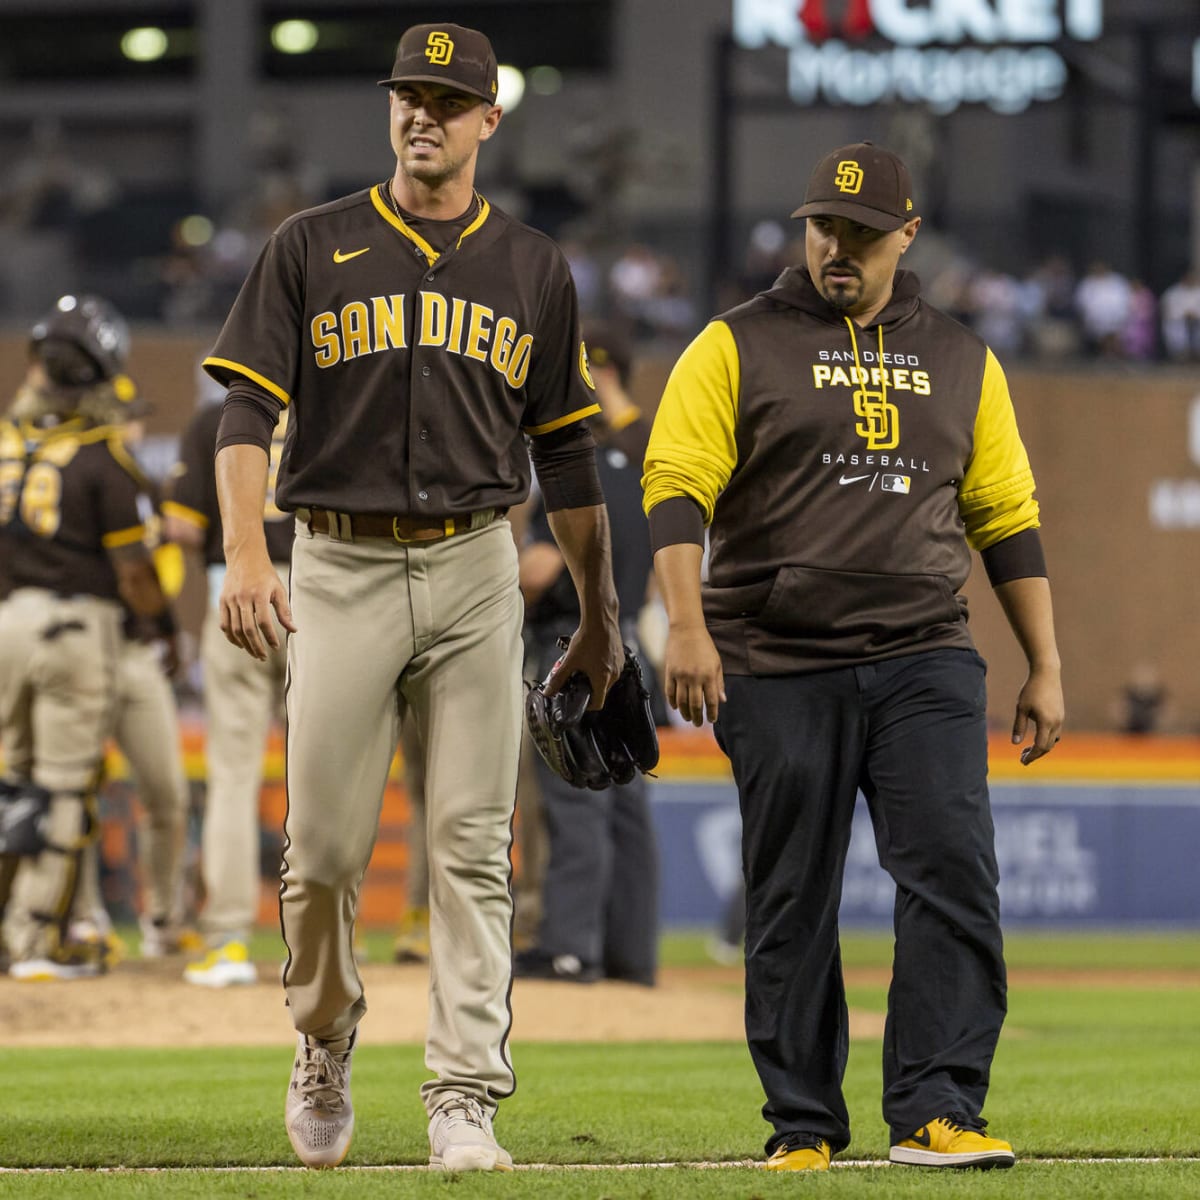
[
  {"x1": 853, "y1": 387, "x2": 899, "y2": 450},
  {"x1": 425, "y1": 31, "x2": 454, "y2": 65},
  {"x1": 834, "y1": 160, "x2": 864, "y2": 195}
]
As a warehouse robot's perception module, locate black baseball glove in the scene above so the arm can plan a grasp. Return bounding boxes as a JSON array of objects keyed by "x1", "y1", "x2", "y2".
[
  {"x1": 525, "y1": 639, "x2": 660, "y2": 791},
  {"x1": 0, "y1": 777, "x2": 51, "y2": 857}
]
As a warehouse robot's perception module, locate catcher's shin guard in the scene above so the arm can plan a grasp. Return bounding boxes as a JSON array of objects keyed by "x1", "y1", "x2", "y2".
[
  {"x1": 0, "y1": 777, "x2": 53, "y2": 857},
  {"x1": 4, "y1": 790, "x2": 95, "y2": 961}
]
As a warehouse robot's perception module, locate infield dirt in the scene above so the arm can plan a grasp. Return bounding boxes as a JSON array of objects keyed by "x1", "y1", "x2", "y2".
[
  {"x1": 3, "y1": 958, "x2": 1192, "y2": 1049},
  {"x1": 0, "y1": 959, "x2": 889, "y2": 1048}
]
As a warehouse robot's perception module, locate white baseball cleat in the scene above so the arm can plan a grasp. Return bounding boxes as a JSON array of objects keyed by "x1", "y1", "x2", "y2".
[
  {"x1": 428, "y1": 1095, "x2": 514, "y2": 1172},
  {"x1": 285, "y1": 1031, "x2": 356, "y2": 1168}
]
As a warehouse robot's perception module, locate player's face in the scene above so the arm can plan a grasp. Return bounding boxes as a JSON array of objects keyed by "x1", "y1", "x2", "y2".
[
  {"x1": 389, "y1": 83, "x2": 502, "y2": 187},
  {"x1": 805, "y1": 214, "x2": 920, "y2": 320}
]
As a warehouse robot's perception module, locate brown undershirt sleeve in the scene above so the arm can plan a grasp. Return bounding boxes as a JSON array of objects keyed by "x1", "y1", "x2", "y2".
[
  {"x1": 529, "y1": 421, "x2": 604, "y2": 511},
  {"x1": 215, "y1": 380, "x2": 283, "y2": 454},
  {"x1": 648, "y1": 495, "x2": 706, "y2": 552},
  {"x1": 981, "y1": 526, "x2": 1047, "y2": 585}
]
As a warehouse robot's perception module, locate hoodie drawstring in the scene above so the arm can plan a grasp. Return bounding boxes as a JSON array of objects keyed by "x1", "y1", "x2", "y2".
[{"x1": 842, "y1": 316, "x2": 888, "y2": 414}]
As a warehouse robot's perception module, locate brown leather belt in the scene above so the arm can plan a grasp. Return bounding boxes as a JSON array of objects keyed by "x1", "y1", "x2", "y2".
[{"x1": 307, "y1": 507, "x2": 496, "y2": 543}]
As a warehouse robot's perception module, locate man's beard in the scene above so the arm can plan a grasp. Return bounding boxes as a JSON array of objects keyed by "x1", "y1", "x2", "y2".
[{"x1": 820, "y1": 277, "x2": 861, "y2": 311}]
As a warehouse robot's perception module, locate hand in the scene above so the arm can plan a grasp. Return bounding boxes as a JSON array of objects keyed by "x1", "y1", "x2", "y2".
[
  {"x1": 544, "y1": 619, "x2": 623, "y2": 710},
  {"x1": 1012, "y1": 664, "x2": 1065, "y2": 765},
  {"x1": 220, "y1": 552, "x2": 296, "y2": 661},
  {"x1": 664, "y1": 624, "x2": 725, "y2": 727}
]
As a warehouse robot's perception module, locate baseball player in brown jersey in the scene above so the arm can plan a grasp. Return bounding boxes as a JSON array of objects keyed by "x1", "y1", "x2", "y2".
[
  {"x1": 0, "y1": 295, "x2": 176, "y2": 980},
  {"x1": 6, "y1": 343, "x2": 192, "y2": 968},
  {"x1": 644, "y1": 144, "x2": 1064, "y2": 1171},
  {"x1": 69, "y1": 474, "x2": 194, "y2": 964},
  {"x1": 203, "y1": 22, "x2": 622, "y2": 1171},
  {"x1": 163, "y1": 395, "x2": 293, "y2": 987}
]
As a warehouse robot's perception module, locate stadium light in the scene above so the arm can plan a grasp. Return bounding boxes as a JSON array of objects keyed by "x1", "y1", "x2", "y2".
[
  {"x1": 496, "y1": 65, "x2": 525, "y2": 112},
  {"x1": 121, "y1": 27, "x2": 168, "y2": 63},
  {"x1": 272, "y1": 19, "x2": 319, "y2": 55},
  {"x1": 178, "y1": 215, "x2": 215, "y2": 248},
  {"x1": 528, "y1": 66, "x2": 563, "y2": 96}
]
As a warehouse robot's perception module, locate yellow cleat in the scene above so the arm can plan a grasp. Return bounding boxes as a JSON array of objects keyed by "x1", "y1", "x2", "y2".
[
  {"x1": 890, "y1": 1114, "x2": 1015, "y2": 1169},
  {"x1": 764, "y1": 1135, "x2": 831, "y2": 1171},
  {"x1": 392, "y1": 906, "x2": 430, "y2": 964},
  {"x1": 184, "y1": 939, "x2": 258, "y2": 988}
]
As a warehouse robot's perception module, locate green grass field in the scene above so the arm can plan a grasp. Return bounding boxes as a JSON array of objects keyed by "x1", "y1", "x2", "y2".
[{"x1": 2, "y1": 930, "x2": 1198, "y2": 1197}]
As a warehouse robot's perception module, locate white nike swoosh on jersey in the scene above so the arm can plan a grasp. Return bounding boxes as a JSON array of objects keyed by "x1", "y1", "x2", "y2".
[{"x1": 839, "y1": 474, "x2": 871, "y2": 485}]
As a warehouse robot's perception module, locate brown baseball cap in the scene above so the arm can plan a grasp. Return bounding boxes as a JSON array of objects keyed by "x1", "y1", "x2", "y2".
[
  {"x1": 791, "y1": 142, "x2": 916, "y2": 231},
  {"x1": 378, "y1": 23, "x2": 499, "y2": 103}
]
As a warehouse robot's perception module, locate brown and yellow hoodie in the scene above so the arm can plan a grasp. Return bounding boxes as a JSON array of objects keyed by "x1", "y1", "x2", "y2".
[{"x1": 641, "y1": 267, "x2": 1040, "y2": 675}]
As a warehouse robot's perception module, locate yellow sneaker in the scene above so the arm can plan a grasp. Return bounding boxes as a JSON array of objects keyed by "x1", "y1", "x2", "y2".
[
  {"x1": 392, "y1": 906, "x2": 430, "y2": 964},
  {"x1": 184, "y1": 939, "x2": 258, "y2": 988},
  {"x1": 764, "y1": 1134, "x2": 831, "y2": 1171},
  {"x1": 889, "y1": 1114, "x2": 1015, "y2": 1169}
]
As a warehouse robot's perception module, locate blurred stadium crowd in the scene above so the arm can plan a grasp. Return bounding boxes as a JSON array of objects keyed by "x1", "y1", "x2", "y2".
[{"x1": 3, "y1": 113, "x2": 1199, "y2": 367}]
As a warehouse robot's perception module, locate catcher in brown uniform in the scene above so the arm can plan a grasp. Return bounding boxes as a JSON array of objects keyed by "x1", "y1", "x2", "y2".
[
  {"x1": 204, "y1": 22, "x2": 622, "y2": 1171},
  {"x1": 0, "y1": 295, "x2": 175, "y2": 980}
]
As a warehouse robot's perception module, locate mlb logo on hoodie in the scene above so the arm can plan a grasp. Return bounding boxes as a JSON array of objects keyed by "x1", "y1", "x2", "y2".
[{"x1": 881, "y1": 474, "x2": 910, "y2": 494}]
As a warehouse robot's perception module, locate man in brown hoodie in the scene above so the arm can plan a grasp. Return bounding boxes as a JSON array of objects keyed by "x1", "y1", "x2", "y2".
[{"x1": 643, "y1": 143, "x2": 1064, "y2": 1172}]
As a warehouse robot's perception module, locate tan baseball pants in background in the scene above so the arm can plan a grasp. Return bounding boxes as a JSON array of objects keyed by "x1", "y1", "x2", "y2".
[
  {"x1": 198, "y1": 564, "x2": 289, "y2": 943},
  {"x1": 282, "y1": 517, "x2": 523, "y2": 1116},
  {"x1": 113, "y1": 638, "x2": 189, "y2": 923}
]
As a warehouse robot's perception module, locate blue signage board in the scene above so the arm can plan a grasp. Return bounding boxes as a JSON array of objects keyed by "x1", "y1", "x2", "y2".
[{"x1": 651, "y1": 782, "x2": 1200, "y2": 927}]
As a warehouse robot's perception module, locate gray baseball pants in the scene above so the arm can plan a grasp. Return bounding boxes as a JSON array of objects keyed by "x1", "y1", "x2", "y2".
[{"x1": 281, "y1": 516, "x2": 522, "y2": 1115}]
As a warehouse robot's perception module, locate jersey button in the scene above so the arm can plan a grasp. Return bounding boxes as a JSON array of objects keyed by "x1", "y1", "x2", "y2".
[
  {"x1": 421, "y1": 366, "x2": 431, "y2": 377},
  {"x1": 418, "y1": 490, "x2": 429, "y2": 501},
  {"x1": 426, "y1": 273, "x2": 436, "y2": 282},
  {"x1": 419, "y1": 429, "x2": 429, "y2": 441}
]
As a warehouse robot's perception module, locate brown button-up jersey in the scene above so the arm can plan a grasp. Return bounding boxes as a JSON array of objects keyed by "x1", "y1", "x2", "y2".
[
  {"x1": 202, "y1": 185, "x2": 599, "y2": 516},
  {"x1": 163, "y1": 402, "x2": 294, "y2": 566},
  {"x1": 0, "y1": 418, "x2": 147, "y2": 601}
]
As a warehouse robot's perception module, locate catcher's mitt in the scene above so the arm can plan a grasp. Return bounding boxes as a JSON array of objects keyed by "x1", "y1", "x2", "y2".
[
  {"x1": 0, "y1": 777, "x2": 51, "y2": 857},
  {"x1": 525, "y1": 640, "x2": 660, "y2": 791}
]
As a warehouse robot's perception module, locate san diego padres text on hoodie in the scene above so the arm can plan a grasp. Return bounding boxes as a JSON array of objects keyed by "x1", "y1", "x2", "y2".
[{"x1": 642, "y1": 267, "x2": 1040, "y2": 675}]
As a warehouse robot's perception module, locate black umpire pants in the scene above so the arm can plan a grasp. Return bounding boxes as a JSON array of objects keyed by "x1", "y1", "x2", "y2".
[{"x1": 714, "y1": 648, "x2": 1006, "y2": 1154}]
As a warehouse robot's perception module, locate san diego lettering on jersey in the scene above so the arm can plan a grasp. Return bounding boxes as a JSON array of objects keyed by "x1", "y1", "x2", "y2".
[{"x1": 310, "y1": 290, "x2": 534, "y2": 389}]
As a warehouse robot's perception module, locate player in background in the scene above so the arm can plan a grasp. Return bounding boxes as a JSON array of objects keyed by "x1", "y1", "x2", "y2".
[
  {"x1": 162, "y1": 370, "x2": 292, "y2": 987},
  {"x1": 67, "y1": 440, "x2": 196, "y2": 965},
  {"x1": 0, "y1": 295, "x2": 176, "y2": 980},
  {"x1": 515, "y1": 321, "x2": 660, "y2": 986}
]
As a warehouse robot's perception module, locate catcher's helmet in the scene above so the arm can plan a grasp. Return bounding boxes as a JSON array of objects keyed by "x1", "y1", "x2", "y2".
[{"x1": 30, "y1": 294, "x2": 131, "y2": 388}]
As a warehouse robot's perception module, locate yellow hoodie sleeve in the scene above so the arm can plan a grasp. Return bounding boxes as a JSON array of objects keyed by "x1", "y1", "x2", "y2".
[
  {"x1": 642, "y1": 320, "x2": 741, "y2": 522},
  {"x1": 958, "y1": 349, "x2": 1040, "y2": 551}
]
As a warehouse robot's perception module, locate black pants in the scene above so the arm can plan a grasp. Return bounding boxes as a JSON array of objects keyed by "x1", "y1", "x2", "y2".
[
  {"x1": 715, "y1": 649, "x2": 1005, "y2": 1154},
  {"x1": 534, "y1": 758, "x2": 659, "y2": 984}
]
